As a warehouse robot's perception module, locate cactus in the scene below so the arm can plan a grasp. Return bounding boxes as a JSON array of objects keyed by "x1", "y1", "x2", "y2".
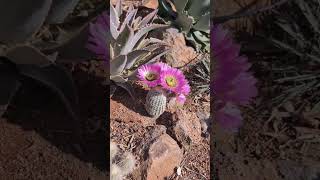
[
  {"x1": 109, "y1": 0, "x2": 168, "y2": 96},
  {"x1": 145, "y1": 87, "x2": 167, "y2": 118},
  {"x1": 158, "y1": 0, "x2": 210, "y2": 52},
  {"x1": 110, "y1": 142, "x2": 136, "y2": 180}
]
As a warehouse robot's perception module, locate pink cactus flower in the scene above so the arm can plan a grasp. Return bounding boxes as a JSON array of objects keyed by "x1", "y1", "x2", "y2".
[{"x1": 212, "y1": 25, "x2": 258, "y2": 131}]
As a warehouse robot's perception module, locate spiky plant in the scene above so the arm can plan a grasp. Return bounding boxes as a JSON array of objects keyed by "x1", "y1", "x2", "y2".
[
  {"x1": 110, "y1": 0, "x2": 168, "y2": 96},
  {"x1": 158, "y1": 0, "x2": 210, "y2": 52},
  {"x1": 268, "y1": 0, "x2": 320, "y2": 105},
  {"x1": 110, "y1": 141, "x2": 136, "y2": 180},
  {"x1": 145, "y1": 87, "x2": 167, "y2": 118},
  {"x1": 190, "y1": 56, "x2": 210, "y2": 95}
]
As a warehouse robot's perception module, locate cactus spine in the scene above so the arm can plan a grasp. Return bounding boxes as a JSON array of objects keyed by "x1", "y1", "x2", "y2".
[{"x1": 145, "y1": 87, "x2": 167, "y2": 118}]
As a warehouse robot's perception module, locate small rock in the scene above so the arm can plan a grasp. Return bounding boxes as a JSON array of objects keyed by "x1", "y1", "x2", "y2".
[
  {"x1": 176, "y1": 166, "x2": 182, "y2": 176},
  {"x1": 163, "y1": 28, "x2": 198, "y2": 68},
  {"x1": 145, "y1": 134, "x2": 183, "y2": 180},
  {"x1": 171, "y1": 109, "x2": 202, "y2": 148},
  {"x1": 143, "y1": 0, "x2": 158, "y2": 9}
]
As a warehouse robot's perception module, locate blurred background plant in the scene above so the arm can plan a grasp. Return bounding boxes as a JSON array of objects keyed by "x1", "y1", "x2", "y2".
[
  {"x1": 267, "y1": 0, "x2": 320, "y2": 107},
  {"x1": 188, "y1": 55, "x2": 210, "y2": 96},
  {"x1": 0, "y1": 0, "x2": 107, "y2": 128}
]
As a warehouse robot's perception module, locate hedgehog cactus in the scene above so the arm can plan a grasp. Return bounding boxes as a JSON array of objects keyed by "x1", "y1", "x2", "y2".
[
  {"x1": 145, "y1": 87, "x2": 167, "y2": 118},
  {"x1": 158, "y1": 0, "x2": 210, "y2": 51},
  {"x1": 137, "y1": 62, "x2": 190, "y2": 117}
]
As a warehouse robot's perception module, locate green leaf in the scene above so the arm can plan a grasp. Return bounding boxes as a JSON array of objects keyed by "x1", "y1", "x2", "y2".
[
  {"x1": 0, "y1": 57, "x2": 20, "y2": 116},
  {"x1": 110, "y1": 55, "x2": 127, "y2": 76},
  {"x1": 5, "y1": 45, "x2": 53, "y2": 66},
  {"x1": 114, "y1": 82, "x2": 135, "y2": 99},
  {"x1": 110, "y1": 1, "x2": 121, "y2": 39},
  {"x1": 45, "y1": 0, "x2": 80, "y2": 24},
  {"x1": 18, "y1": 64, "x2": 79, "y2": 121},
  {"x1": 174, "y1": 13, "x2": 193, "y2": 32},
  {"x1": 111, "y1": 75, "x2": 127, "y2": 83},
  {"x1": 0, "y1": 0, "x2": 52, "y2": 43},
  {"x1": 187, "y1": 0, "x2": 210, "y2": 20},
  {"x1": 193, "y1": 13, "x2": 210, "y2": 32},
  {"x1": 172, "y1": 0, "x2": 188, "y2": 13},
  {"x1": 138, "y1": 9, "x2": 158, "y2": 28},
  {"x1": 119, "y1": 8, "x2": 137, "y2": 32},
  {"x1": 115, "y1": 25, "x2": 133, "y2": 56},
  {"x1": 121, "y1": 24, "x2": 167, "y2": 54},
  {"x1": 125, "y1": 50, "x2": 149, "y2": 69}
]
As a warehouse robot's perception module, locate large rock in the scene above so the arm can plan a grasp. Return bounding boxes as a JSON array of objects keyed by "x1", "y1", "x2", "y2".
[
  {"x1": 171, "y1": 109, "x2": 202, "y2": 148},
  {"x1": 163, "y1": 28, "x2": 197, "y2": 68},
  {"x1": 144, "y1": 133, "x2": 183, "y2": 180}
]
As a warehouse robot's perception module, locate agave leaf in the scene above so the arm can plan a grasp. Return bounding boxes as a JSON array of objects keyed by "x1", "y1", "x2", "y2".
[
  {"x1": 132, "y1": 16, "x2": 143, "y2": 29},
  {"x1": 144, "y1": 49, "x2": 169, "y2": 64},
  {"x1": 6, "y1": 45, "x2": 53, "y2": 67},
  {"x1": 35, "y1": 22, "x2": 94, "y2": 62},
  {"x1": 125, "y1": 50, "x2": 149, "y2": 69},
  {"x1": 138, "y1": 9, "x2": 158, "y2": 28},
  {"x1": 188, "y1": 0, "x2": 210, "y2": 20},
  {"x1": 111, "y1": 75, "x2": 127, "y2": 83},
  {"x1": 111, "y1": 55, "x2": 127, "y2": 76},
  {"x1": 172, "y1": 0, "x2": 188, "y2": 13},
  {"x1": 0, "y1": 58, "x2": 20, "y2": 117},
  {"x1": 114, "y1": 82, "x2": 135, "y2": 99},
  {"x1": 18, "y1": 64, "x2": 79, "y2": 121},
  {"x1": 0, "y1": 0, "x2": 52, "y2": 43},
  {"x1": 142, "y1": 43, "x2": 167, "y2": 52},
  {"x1": 116, "y1": 25, "x2": 134, "y2": 56},
  {"x1": 193, "y1": 13, "x2": 210, "y2": 32},
  {"x1": 110, "y1": 1, "x2": 120, "y2": 39},
  {"x1": 121, "y1": 24, "x2": 167, "y2": 55},
  {"x1": 174, "y1": 13, "x2": 193, "y2": 32},
  {"x1": 45, "y1": 0, "x2": 80, "y2": 24},
  {"x1": 119, "y1": 8, "x2": 137, "y2": 33},
  {"x1": 115, "y1": 0, "x2": 122, "y2": 18}
]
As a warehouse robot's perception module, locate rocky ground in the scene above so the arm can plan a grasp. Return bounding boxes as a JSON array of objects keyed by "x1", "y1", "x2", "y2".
[{"x1": 111, "y1": 83, "x2": 210, "y2": 179}]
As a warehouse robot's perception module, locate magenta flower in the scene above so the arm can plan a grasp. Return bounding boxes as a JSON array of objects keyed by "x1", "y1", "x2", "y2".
[
  {"x1": 181, "y1": 83, "x2": 191, "y2": 95},
  {"x1": 87, "y1": 11, "x2": 109, "y2": 63},
  {"x1": 137, "y1": 64, "x2": 161, "y2": 87},
  {"x1": 137, "y1": 62, "x2": 190, "y2": 105},
  {"x1": 176, "y1": 94, "x2": 186, "y2": 105},
  {"x1": 160, "y1": 67, "x2": 187, "y2": 94},
  {"x1": 212, "y1": 24, "x2": 258, "y2": 131},
  {"x1": 155, "y1": 62, "x2": 170, "y2": 71}
]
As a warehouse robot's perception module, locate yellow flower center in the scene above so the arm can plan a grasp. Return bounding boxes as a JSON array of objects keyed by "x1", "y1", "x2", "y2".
[
  {"x1": 165, "y1": 76, "x2": 177, "y2": 87},
  {"x1": 146, "y1": 73, "x2": 157, "y2": 81}
]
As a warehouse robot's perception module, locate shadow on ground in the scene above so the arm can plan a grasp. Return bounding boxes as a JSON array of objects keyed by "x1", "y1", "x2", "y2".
[{"x1": 4, "y1": 68, "x2": 107, "y2": 171}]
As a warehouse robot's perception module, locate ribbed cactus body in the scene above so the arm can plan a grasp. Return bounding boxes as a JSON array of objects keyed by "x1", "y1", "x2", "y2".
[{"x1": 145, "y1": 88, "x2": 167, "y2": 118}]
